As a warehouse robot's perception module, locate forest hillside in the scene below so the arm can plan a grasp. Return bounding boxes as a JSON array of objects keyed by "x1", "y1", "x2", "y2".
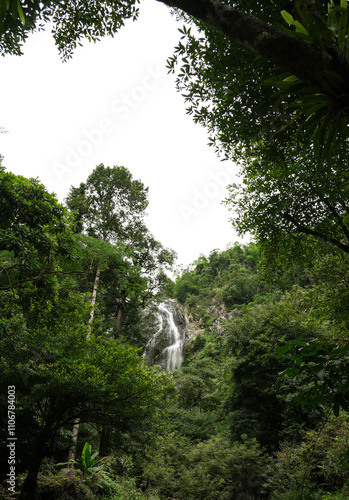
[{"x1": 1, "y1": 163, "x2": 349, "y2": 499}]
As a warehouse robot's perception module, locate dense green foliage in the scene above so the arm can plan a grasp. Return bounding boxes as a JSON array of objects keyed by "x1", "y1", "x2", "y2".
[
  {"x1": 224, "y1": 147, "x2": 349, "y2": 256},
  {"x1": 174, "y1": 243, "x2": 264, "y2": 310},
  {"x1": 0, "y1": 167, "x2": 175, "y2": 499},
  {"x1": 0, "y1": 165, "x2": 73, "y2": 295},
  {"x1": 227, "y1": 295, "x2": 326, "y2": 451},
  {"x1": 168, "y1": 243, "x2": 349, "y2": 499},
  {"x1": 2, "y1": 166, "x2": 349, "y2": 499},
  {"x1": 166, "y1": 1, "x2": 349, "y2": 167}
]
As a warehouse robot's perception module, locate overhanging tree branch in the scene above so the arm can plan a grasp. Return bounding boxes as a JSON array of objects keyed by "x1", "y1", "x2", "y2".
[
  {"x1": 283, "y1": 212, "x2": 349, "y2": 254},
  {"x1": 316, "y1": 194, "x2": 349, "y2": 242},
  {"x1": 156, "y1": 0, "x2": 342, "y2": 96}
]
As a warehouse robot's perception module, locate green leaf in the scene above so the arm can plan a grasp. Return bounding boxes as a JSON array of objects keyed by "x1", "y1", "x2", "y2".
[
  {"x1": 294, "y1": 20, "x2": 309, "y2": 35},
  {"x1": 283, "y1": 75, "x2": 299, "y2": 83},
  {"x1": 281, "y1": 10, "x2": 295, "y2": 26},
  {"x1": 281, "y1": 9, "x2": 309, "y2": 35},
  {"x1": 17, "y1": 0, "x2": 25, "y2": 25},
  {"x1": 327, "y1": 2, "x2": 338, "y2": 30},
  {"x1": 296, "y1": 1, "x2": 325, "y2": 40}
]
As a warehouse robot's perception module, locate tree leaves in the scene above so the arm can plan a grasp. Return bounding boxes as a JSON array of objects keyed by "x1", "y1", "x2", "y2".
[
  {"x1": 65, "y1": 164, "x2": 175, "y2": 341},
  {"x1": 224, "y1": 140, "x2": 349, "y2": 264},
  {"x1": 0, "y1": 169, "x2": 74, "y2": 294},
  {"x1": 276, "y1": 329, "x2": 349, "y2": 415},
  {"x1": 281, "y1": 9, "x2": 309, "y2": 35},
  {"x1": 0, "y1": 0, "x2": 141, "y2": 59}
]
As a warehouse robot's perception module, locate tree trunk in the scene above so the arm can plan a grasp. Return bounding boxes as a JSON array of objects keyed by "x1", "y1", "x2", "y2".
[
  {"x1": 88, "y1": 264, "x2": 101, "y2": 339},
  {"x1": 67, "y1": 264, "x2": 101, "y2": 462},
  {"x1": 99, "y1": 425, "x2": 112, "y2": 457},
  {"x1": 19, "y1": 436, "x2": 47, "y2": 500},
  {"x1": 19, "y1": 457, "x2": 42, "y2": 500},
  {"x1": 98, "y1": 306, "x2": 123, "y2": 455},
  {"x1": 115, "y1": 306, "x2": 123, "y2": 338},
  {"x1": 67, "y1": 418, "x2": 80, "y2": 464}
]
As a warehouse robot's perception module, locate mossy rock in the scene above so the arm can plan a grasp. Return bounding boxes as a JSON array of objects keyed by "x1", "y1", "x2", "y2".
[{"x1": 36, "y1": 471, "x2": 94, "y2": 500}]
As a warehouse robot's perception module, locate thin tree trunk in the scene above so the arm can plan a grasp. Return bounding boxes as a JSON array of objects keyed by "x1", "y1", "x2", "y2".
[
  {"x1": 115, "y1": 306, "x2": 123, "y2": 338},
  {"x1": 19, "y1": 457, "x2": 42, "y2": 500},
  {"x1": 87, "y1": 264, "x2": 101, "y2": 339},
  {"x1": 67, "y1": 418, "x2": 80, "y2": 464},
  {"x1": 67, "y1": 264, "x2": 101, "y2": 463},
  {"x1": 99, "y1": 425, "x2": 112, "y2": 457},
  {"x1": 98, "y1": 306, "x2": 123, "y2": 456}
]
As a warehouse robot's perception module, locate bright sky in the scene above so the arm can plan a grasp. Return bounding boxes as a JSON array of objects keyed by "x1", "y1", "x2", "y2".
[{"x1": 0, "y1": 0, "x2": 247, "y2": 269}]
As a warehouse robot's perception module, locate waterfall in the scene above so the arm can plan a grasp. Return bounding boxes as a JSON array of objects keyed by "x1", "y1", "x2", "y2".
[
  {"x1": 144, "y1": 300, "x2": 185, "y2": 371},
  {"x1": 159, "y1": 302, "x2": 183, "y2": 371}
]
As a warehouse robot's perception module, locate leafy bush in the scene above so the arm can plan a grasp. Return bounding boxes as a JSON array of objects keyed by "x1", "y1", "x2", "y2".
[
  {"x1": 143, "y1": 433, "x2": 269, "y2": 499},
  {"x1": 179, "y1": 434, "x2": 270, "y2": 500},
  {"x1": 265, "y1": 414, "x2": 349, "y2": 499}
]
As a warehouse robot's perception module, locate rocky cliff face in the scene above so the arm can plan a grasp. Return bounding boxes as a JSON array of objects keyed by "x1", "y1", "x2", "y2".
[
  {"x1": 144, "y1": 298, "x2": 238, "y2": 369},
  {"x1": 177, "y1": 299, "x2": 237, "y2": 342},
  {"x1": 175, "y1": 302, "x2": 203, "y2": 344}
]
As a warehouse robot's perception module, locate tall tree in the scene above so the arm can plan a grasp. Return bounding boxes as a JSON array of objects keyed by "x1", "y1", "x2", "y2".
[
  {"x1": 65, "y1": 164, "x2": 175, "y2": 457},
  {"x1": 0, "y1": 166, "x2": 73, "y2": 300},
  {"x1": 65, "y1": 164, "x2": 149, "y2": 345},
  {"x1": 0, "y1": 168, "x2": 174, "y2": 499},
  {"x1": 65, "y1": 164, "x2": 175, "y2": 338},
  {"x1": 66, "y1": 164, "x2": 148, "y2": 242}
]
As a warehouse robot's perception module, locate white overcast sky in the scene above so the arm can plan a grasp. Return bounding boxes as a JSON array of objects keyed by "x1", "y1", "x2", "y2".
[{"x1": 0, "y1": 0, "x2": 248, "y2": 269}]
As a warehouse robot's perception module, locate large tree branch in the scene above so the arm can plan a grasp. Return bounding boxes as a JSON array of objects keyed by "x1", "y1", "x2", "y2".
[
  {"x1": 283, "y1": 212, "x2": 349, "y2": 254},
  {"x1": 305, "y1": 180, "x2": 349, "y2": 241},
  {"x1": 156, "y1": 0, "x2": 343, "y2": 95},
  {"x1": 313, "y1": 190, "x2": 349, "y2": 242}
]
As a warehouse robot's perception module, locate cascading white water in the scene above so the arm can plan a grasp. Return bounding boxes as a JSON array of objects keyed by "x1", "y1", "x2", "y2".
[
  {"x1": 159, "y1": 302, "x2": 183, "y2": 371},
  {"x1": 144, "y1": 300, "x2": 185, "y2": 371}
]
